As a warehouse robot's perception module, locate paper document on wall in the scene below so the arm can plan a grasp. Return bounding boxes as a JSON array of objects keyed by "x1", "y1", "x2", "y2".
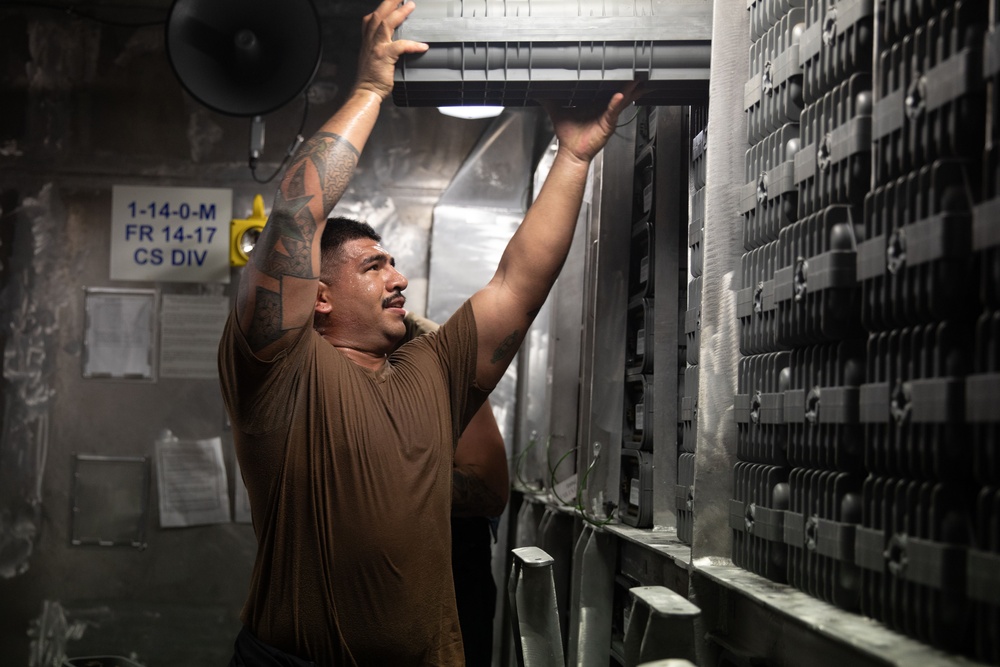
[
  {"x1": 83, "y1": 288, "x2": 156, "y2": 379},
  {"x1": 155, "y1": 430, "x2": 230, "y2": 527},
  {"x1": 159, "y1": 294, "x2": 229, "y2": 379}
]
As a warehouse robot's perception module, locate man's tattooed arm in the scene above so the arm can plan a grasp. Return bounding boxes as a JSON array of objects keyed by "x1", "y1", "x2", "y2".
[{"x1": 237, "y1": 132, "x2": 360, "y2": 355}]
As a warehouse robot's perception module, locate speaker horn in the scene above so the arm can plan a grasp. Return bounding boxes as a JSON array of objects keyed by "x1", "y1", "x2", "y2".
[{"x1": 166, "y1": 0, "x2": 322, "y2": 117}]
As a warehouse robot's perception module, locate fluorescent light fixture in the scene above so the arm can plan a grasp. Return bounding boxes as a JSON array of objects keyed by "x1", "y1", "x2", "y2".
[{"x1": 437, "y1": 105, "x2": 504, "y2": 120}]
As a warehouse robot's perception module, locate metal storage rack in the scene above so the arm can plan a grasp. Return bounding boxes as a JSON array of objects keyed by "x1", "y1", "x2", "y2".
[{"x1": 487, "y1": 1, "x2": 1000, "y2": 665}]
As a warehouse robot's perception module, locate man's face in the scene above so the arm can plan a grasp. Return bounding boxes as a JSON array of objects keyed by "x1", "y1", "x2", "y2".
[{"x1": 318, "y1": 237, "x2": 408, "y2": 352}]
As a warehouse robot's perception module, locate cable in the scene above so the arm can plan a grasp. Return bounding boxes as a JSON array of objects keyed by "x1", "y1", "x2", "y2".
[
  {"x1": 575, "y1": 442, "x2": 617, "y2": 527},
  {"x1": 544, "y1": 439, "x2": 616, "y2": 526},
  {"x1": 547, "y1": 442, "x2": 577, "y2": 507},
  {"x1": 616, "y1": 104, "x2": 641, "y2": 128},
  {"x1": 513, "y1": 431, "x2": 543, "y2": 493},
  {"x1": 250, "y1": 91, "x2": 311, "y2": 185}
]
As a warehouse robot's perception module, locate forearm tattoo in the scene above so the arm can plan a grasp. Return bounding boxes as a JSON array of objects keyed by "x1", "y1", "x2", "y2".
[
  {"x1": 452, "y1": 467, "x2": 504, "y2": 517},
  {"x1": 244, "y1": 132, "x2": 359, "y2": 352}
]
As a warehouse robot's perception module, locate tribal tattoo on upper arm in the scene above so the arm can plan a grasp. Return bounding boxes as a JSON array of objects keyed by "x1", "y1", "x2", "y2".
[
  {"x1": 246, "y1": 287, "x2": 284, "y2": 352},
  {"x1": 297, "y1": 131, "x2": 361, "y2": 213},
  {"x1": 242, "y1": 132, "x2": 360, "y2": 353},
  {"x1": 252, "y1": 132, "x2": 360, "y2": 280}
]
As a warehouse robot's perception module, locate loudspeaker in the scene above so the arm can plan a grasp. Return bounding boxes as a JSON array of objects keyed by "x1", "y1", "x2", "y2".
[{"x1": 166, "y1": 0, "x2": 322, "y2": 117}]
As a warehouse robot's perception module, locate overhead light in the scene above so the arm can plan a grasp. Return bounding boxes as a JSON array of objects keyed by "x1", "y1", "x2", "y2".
[{"x1": 437, "y1": 106, "x2": 504, "y2": 120}]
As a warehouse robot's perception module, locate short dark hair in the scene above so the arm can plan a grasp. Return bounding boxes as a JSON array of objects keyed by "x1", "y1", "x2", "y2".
[{"x1": 319, "y1": 217, "x2": 381, "y2": 281}]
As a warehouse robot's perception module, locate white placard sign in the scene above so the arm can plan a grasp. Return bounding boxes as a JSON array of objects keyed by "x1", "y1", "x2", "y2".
[{"x1": 111, "y1": 185, "x2": 232, "y2": 284}]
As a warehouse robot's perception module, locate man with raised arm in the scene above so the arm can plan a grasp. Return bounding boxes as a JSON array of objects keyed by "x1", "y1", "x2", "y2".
[{"x1": 219, "y1": 1, "x2": 637, "y2": 664}]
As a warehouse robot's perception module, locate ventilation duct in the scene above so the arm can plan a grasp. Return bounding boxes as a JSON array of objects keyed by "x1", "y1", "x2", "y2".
[
  {"x1": 425, "y1": 109, "x2": 542, "y2": 443},
  {"x1": 392, "y1": 0, "x2": 712, "y2": 108}
]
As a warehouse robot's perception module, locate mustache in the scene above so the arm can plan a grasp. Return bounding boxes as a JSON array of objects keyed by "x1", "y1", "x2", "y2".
[{"x1": 382, "y1": 291, "x2": 406, "y2": 308}]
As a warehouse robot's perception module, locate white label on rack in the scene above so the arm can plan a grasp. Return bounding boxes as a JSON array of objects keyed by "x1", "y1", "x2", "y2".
[
  {"x1": 636, "y1": 403, "x2": 644, "y2": 431},
  {"x1": 636, "y1": 329, "x2": 645, "y2": 356},
  {"x1": 639, "y1": 257, "x2": 649, "y2": 285},
  {"x1": 629, "y1": 479, "x2": 640, "y2": 507}
]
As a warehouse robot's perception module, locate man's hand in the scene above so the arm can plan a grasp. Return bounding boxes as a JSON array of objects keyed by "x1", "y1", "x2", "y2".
[
  {"x1": 355, "y1": 0, "x2": 429, "y2": 100},
  {"x1": 541, "y1": 82, "x2": 642, "y2": 165}
]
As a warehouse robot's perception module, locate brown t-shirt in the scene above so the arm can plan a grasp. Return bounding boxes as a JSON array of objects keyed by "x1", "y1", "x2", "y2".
[{"x1": 218, "y1": 301, "x2": 488, "y2": 665}]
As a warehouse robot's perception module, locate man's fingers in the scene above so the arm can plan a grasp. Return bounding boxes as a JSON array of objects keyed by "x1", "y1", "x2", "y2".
[
  {"x1": 601, "y1": 80, "x2": 643, "y2": 125},
  {"x1": 364, "y1": 1, "x2": 426, "y2": 58},
  {"x1": 371, "y1": 0, "x2": 411, "y2": 21},
  {"x1": 365, "y1": 0, "x2": 417, "y2": 39},
  {"x1": 391, "y1": 39, "x2": 430, "y2": 56},
  {"x1": 607, "y1": 92, "x2": 626, "y2": 115},
  {"x1": 383, "y1": 0, "x2": 418, "y2": 31},
  {"x1": 611, "y1": 81, "x2": 641, "y2": 111}
]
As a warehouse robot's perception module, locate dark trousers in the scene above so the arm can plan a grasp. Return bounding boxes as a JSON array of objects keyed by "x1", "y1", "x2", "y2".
[
  {"x1": 451, "y1": 516, "x2": 497, "y2": 667},
  {"x1": 229, "y1": 626, "x2": 316, "y2": 667}
]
